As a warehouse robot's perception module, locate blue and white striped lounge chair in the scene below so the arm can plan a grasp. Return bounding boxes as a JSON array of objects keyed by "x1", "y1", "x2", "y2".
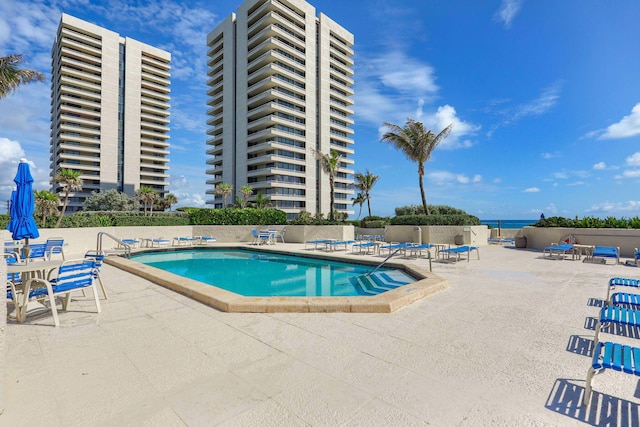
[
  {"x1": 326, "y1": 240, "x2": 355, "y2": 251},
  {"x1": 584, "y1": 341, "x2": 640, "y2": 406},
  {"x1": 173, "y1": 237, "x2": 196, "y2": 246},
  {"x1": 13, "y1": 258, "x2": 102, "y2": 327},
  {"x1": 84, "y1": 250, "x2": 107, "y2": 300},
  {"x1": 379, "y1": 242, "x2": 413, "y2": 256},
  {"x1": 439, "y1": 245, "x2": 479, "y2": 262},
  {"x1": 352, "y1": 241, "x2": 379, "y2": 255},
  {"x1": 119, "y1": 238, "x2": 141, "y2": 249},
  {"x1": 149, "y1": 238, "x2": 171, "y2": 248},
  {"x1": 593, "y1": 305, "x2": 640, "y2": 347},
  {"x1": 407, "y1": 243, "x2": 434, "y2": 258},
  {"x1": 591, "y1": 246, "x2": 620, "y2": 264},
  {"x1": 543, "y1": 243, "x2": 575, "y2": 259},
  {"x1": 305, "y1": 239, "x2": 331, "y2": 250},
  {"x1": 197, "y1": 236, "x2": 217, "y2": 245},
  {"x1": 606, "y1": 277, "x2": 640, "y2": 302}
]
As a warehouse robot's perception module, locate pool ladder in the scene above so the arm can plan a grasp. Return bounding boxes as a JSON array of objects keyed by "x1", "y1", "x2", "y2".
[
  {"x1": 96, "y1": 232, "x2": 132, "y2": 258},
  {"x1": 366, "y1": 246, "x2": 432, "y2": 276}
]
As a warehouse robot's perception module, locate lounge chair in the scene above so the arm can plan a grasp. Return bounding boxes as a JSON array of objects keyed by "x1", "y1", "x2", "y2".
[
  {"x1": 439, "y1": 245, "x2": 479, "y2": 262},
  {"x1": 611, "y1": 292, "x2": 640, "y2": 308},
  {"x1": 197, "y1": 236, "x2": 217, "y2": 245},
  {"x1": 305, "y1": 239, "x2": 331, "y2": 250},
  {"x1": 406, "y1": 243, "x2": 435, "y2": 258},
  {"x1": 12, "y1": 258, "x2": 102, "y2": 327},
  {"x1": 584, "y1": 341, "x2": 640, "y2": 406},
  {"x1": 173, "y1": 237, "x2": 196, "y2": 246},
  {"x1": 380, "y1": 242, "x2": 412, "y2": 256},
  {"x1": 543, "y1": 243, "x2": 575, "y2": 259},
  {"x1": 325, "y1": 240, "x2": 355, "y2": 251},
  {"x1": 149, "y1": 238, "x2": 171, "y2": 248},
  {"x1": 634, "y1": 248, "x2": 640, "y2": 267},
  {"x1": 352, "y1": 241, "x2": 379, "y2": 255},
  {"x1": 269, "y1": 228, "x2": 285, "y2": 243},
  {"x1": 591, "y1": 246, "x2": 620, "y2": 264},
  {"x1": 119, "y1": 238, "x2": 141, "y2": 249},
  {"x1": 606, "y1": 277, "x2": 640, "y2": 302},
  {"x1": 592, "y1": 305, "x2": 640, "y2": 347}
]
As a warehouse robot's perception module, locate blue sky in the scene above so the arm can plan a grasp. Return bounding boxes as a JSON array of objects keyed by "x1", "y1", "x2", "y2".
[{"x1": 1, "y1": 0, "x2": 640, "y2": 220}]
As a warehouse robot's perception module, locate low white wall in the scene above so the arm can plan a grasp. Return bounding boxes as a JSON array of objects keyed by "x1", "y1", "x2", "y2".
[
  {"x1": 0, "y1": 225, "x2": 355, "y2": 253},
  {"x1": 520, "y1": 227, "x2": 640, "y2": 257}
]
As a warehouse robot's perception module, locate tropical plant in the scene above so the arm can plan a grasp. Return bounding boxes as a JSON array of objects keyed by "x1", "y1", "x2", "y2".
[
  {"x1": 354, "y1": 169, "x2": 379, "y2": 217},
  {"x1": 213, "y1": 183, "x2": 233, "y2": 208},
  {"x1": 0, "y1": 54, "x2": 46, "y2": 99},
  {"x1": 381, "y1": 118, "x2": 453, "y2": 215},
  {"x1": 83, "y1": 189, "x2": 140, "y2": 211},
  {"x1": 312, "y1": 148, "x2": 342, "y2": 221},
  {"x1": 135, "y1": 186, "x2": 159, "y2": 216},
  {"x1": 252, "y1": 192, "x2": 272, "y2": 209},
  {"x1": 238, "y1": 185, "x2": 253, "y2": 208},
  {"x1": 164, "y1": 193, "x2": 178, "y2": 211},
  {"x1": 34, "y1": 190, "x2": 59, "y2": 227},
  {"x1": 351, "y1": 192, "x2": 366, "y2": 219},
  {"x1": 53, "y1": 168, "x2": 83, "y2": 227}
]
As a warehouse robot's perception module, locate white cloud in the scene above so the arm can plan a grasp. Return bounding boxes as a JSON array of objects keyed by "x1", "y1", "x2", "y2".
[
  {"x1": 589, "y1": 103, "x2": 640, "y2": 140},
  {"x1": 593, "y1": 162, "x2": 606, "y2": 170},
  {"x1": 523, "y1": 187, "x2": 540, "y2": 193},
  {"x1": 488, "y1": 82, "x2": 562, "y2": 131},
  {"x1": 587, "y1": 201, "x2": 640, "y2": 213},
  {"x1": 619, "y1": 170, "x2": 640, "y2": 178},
  {"x1": 493, "y1": 0, "x2": 524, "y2": 29},
  {"x1": 420, "y1": 105, "x2": 481, "y2": 150},
  {"x1": 568, "y1": 181, "x2": 585, "y2": 186},
  {"x1": 427, "y1": 170, "x2": 481, "y2": 185},
  {"x1": 554, "y1": 172, "x2": 568, "y2": 179},
  {"x1": 627, "y1": 152, "x2": 640, "y2": 166}
]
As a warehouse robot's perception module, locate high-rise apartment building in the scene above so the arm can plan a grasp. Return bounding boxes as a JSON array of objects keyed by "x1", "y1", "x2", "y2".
[
  {"x1": 205, "y1": 0, "x2": 355, "y2": 218},
  {"x1": 50, "y1": 13, "x2": 171, "y2": 212}
]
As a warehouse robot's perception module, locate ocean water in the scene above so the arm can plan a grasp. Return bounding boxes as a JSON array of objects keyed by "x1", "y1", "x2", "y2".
[{"x1": 481, "y1": 219, "x2": 538, "y2": 229}]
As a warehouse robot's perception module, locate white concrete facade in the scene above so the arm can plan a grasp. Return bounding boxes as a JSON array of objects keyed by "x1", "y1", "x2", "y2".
[
  {"x1": 50, "y1": 14, "x2": 171, "y2": 212},
  {"x1": 205, "y1": 0, "x2": 355, "y2": 218}
]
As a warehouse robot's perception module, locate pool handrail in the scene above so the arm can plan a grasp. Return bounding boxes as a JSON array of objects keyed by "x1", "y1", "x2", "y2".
[{"x1": 96, "y1": 232, "x2": 131, "y2": 258}]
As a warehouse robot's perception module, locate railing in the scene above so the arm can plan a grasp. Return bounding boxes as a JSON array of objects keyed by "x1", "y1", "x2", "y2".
[
  {"x1": 96, "y1": 232, "x2": 131, "y2": 258},
  {"x1": 366, "y1": 248, "x2": 403, "y2": 277}
]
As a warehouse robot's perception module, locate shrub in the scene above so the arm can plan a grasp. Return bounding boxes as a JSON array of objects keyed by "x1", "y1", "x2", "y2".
[
  {"x1": 187, "y1": 208, "x2": 287, "y2": 225},
  {"x1": 390, "y1": 214, "x2": 481, "y2": 226},
  {"x1": 360, "y1": 216, "x2": 390, "y2": 228},
  {"x1": 534, "y1": 216, "x2": 640, "y2": 229},
  {"x1": 395, "y1": 205, "x2": 469, "y2": 216}
]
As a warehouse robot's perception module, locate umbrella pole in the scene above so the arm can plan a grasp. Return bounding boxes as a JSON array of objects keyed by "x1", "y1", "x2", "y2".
[{"x1": 23, "y1": 238, "x2": 30, "y2": 263}]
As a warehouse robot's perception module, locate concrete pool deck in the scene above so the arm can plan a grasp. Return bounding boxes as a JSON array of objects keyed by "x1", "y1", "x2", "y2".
[{"x1": 3, "y1": 244, "x2": 640, "y2": 425}]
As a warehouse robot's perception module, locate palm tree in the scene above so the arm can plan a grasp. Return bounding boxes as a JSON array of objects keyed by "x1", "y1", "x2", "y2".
[
  {"x1": 381, "y1": 119, "x2": 453, "y2": 215},
  {"x1": 34, "y1": 190, "x2": 59, "y2": 227},
  {"x1": 135, "y1": 186, "x2": 159, "y2": 216},
  {"x1": 164, "y1": 193, "x2": 178, "y2": 211},
  {"x1": 238, "y1": 185, "x2": 253, "y2": 208},
  {"x1": 313, "y1": 148, "x2": 342, "y2": 221},
  {"x1": 354, "y1": 169, "x2": 379, "y2": 217},
  {"x1": 351, "y1": 192, "x2": 366, "y2": 219},
  {"x1": 213, "y1": 183, "x2": 233, "y2": 208},
  {"x1": 53, "y1": 169, "x2": 83, "y2": 227},
  {"x1": 0, "y1": 54, "x2": 46, "y2": 99},
  {"x1": 253, "y1": 192, "x2": 272, "y2": 209}
]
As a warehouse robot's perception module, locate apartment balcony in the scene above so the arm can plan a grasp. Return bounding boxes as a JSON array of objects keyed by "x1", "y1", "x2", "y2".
[
  {"x1": 141, "y1": 72, "x2": 170, "y2": 89},
  {"x1": 141, "y1": 88, "x2": 170, "y2": 103},
  {"x1": 60, "y1": 27, "x2": 102, "y2": 49},
  {"x1": 207, "y1": 61, "x2": 223, "y2": 78},
  {"x1": 329, "y1": 45, "x2": 354, "y2": 67},
  {"x1": 58, "y1": 123, "x2": 100, "y2": 137},
  {"x1": 206, "y1": 36, "x2": 223, "y2": 57},
  {"x1": 60, "y1": 46, "x2": 100, "y2": 67},
  {"x1": 60, "y1": 55, "x2": 101, "y2": 75},
  {"x1": 328, "y1": 56, "x2": 354, "y2": 77},
  {"x1": 60, "y1": 66, "x2": 101, "y2": 84},
  {"x1": 59, "y1": 94, "x2": 100, "y2": 110},
  {"x1": 206, "y1": 49, "x2": 224, "y2": 68},
  {"x1": 140, "y1": 145, "x2": 169, "y2": 156},
  {"x1": 56, "y1": 139, "x2": 100, "y2": 153},
  {"x1": 206, "y1": 103, "x2": 223, "y2": 117},
  {"x1": 328, "y1": 89, "x2": 354, "y2": 107},
  {"x1": 141, "y1": 63, "x2": 170, "y2": 79},
  {"x1": 60, "y1": 75, "x2": 101, "y2": 93},
  {"x1": 141, "y1": 112, "x2": 170, "y2": 125},
  {"x1": 141, "y1": 55, "x2": 171, "y2": 72},
  {"x1": 140, "y1": 135, "x2": 169, "y2": 146}
]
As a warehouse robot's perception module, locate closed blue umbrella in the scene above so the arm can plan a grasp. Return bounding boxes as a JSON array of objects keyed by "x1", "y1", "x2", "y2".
[{"x1": 6, "y1": 159, "x2": 39, "y2": 253}]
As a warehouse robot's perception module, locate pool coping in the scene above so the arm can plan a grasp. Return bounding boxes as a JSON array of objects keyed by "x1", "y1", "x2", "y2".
[{"x1": 104, "y1": 245, "x2": 449, "y2": 313}]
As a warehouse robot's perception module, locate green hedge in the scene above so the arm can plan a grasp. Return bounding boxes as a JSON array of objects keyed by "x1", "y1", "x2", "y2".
[
  {"x1": 395, "y1": 205, "x2": 469, "y2": 216},
  {"x1": 187, "y1": 208, "x2": 287, "y2": 225},
  {"x1": 390, "y1": 214, "x2": 481, "y2": 226},
  {"x1": 535, "y1": 216, "x2": 640, "y2": 229}
]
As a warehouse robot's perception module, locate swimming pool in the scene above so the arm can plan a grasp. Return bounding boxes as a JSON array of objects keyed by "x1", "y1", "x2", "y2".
[
  {"x1": 131, "y1": 249, "x2": 416, "y2": 297},
  {"x1": 106, "y1": 246, "x2": 448, "y2": 313}
]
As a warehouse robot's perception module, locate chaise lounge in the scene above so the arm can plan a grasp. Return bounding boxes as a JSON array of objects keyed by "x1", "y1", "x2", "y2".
[
  {"x1": 439, "y1": 245, "x2": 479, "y2": 262},
  {"x1": 543, "y1": 243, "x2": 575, "y2": 259},
  {"x1": 591, "y1": 246, "x2": 620, "y2": 264}
]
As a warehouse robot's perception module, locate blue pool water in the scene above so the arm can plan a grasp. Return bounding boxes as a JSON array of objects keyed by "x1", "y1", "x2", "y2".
[
  {"x1": 131, "y1": 249, "x2": 416, "y2": 297},
  {"x1": 481, "y1": 219, "x2": 537, "y2": 229}
]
